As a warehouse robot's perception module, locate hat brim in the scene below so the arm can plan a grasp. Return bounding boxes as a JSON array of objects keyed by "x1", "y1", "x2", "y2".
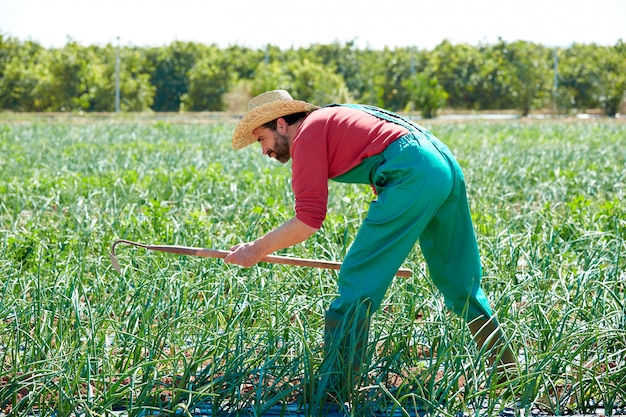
[{"x1": 232, "y1": 100, "x2": 315, "y2": 149}]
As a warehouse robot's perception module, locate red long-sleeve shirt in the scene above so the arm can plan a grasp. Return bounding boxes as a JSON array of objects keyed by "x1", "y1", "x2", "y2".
[{"x1": 291, "y1": 106, "x2": 409, "y2": 229}]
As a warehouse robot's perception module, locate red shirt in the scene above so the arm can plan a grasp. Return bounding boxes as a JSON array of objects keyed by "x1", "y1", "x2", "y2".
[{"x1": 291, "y1": 106, "x2": 409, "y2": 229}]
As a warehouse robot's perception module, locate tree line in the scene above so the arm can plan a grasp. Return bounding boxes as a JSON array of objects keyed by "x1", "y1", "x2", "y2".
[{"x1": 1, "y1": 34, "x2": 624, "y2": 117}]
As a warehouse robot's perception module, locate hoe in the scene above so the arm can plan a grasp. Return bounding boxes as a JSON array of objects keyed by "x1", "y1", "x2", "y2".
[{"x1": 110, "y1": 239, "x2": 412, "y2": 277}]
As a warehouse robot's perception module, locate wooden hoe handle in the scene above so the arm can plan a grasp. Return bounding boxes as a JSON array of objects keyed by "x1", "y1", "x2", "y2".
[{"x1": 110, "y1": 239, "x2": 412, "y2": 277}]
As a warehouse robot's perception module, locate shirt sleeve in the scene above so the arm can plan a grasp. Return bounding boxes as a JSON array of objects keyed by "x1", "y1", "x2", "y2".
[{"x1": 290, "y1": 123, "x2": 330, "y2": 229}]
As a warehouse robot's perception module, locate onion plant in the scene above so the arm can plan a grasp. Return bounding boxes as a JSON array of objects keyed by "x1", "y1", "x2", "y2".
[{"x1": 0, "y1": 116, "x2": 624, "y2": 416}]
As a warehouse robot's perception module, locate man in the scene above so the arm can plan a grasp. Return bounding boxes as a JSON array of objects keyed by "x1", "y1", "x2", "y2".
[{"x1": 225, "y1": 90, "x2": 515, "y2": 403}]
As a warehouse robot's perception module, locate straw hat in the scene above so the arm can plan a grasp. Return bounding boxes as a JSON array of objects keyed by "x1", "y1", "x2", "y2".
[{"x1": 232, "y1": 90, "x2": 317, "y2": 149}]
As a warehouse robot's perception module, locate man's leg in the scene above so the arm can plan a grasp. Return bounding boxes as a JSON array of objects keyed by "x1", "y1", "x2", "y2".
[
  {"x1": 317, "y1": 303, "x2": 371, "y2": 403},
  {"x1": 417, "y1": 154, "x2": 516, "y2": 373},
  {"x1": 468, "y1": 316, "x2": 517, "y2": 369},
  {"x1": 321, "y1": 135, "x2": 455, "y2": 400}
]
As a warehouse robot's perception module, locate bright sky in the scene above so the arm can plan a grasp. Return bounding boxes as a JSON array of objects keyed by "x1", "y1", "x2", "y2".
[{"x1": 1, "y1": 0, "x2": 624, "y2": 50}]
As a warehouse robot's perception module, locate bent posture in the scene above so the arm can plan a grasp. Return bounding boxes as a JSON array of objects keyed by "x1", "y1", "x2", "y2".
[{"x1": 226, "y1": 90, "x2": 516, "y2": 403}]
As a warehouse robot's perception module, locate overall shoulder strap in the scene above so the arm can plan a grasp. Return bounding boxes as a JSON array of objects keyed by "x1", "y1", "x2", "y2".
[{"x1": 325, "y1": 103, "x2": 428, "y2": 134}]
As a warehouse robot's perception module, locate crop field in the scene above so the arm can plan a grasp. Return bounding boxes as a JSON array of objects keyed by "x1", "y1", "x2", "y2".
[{"x1": 0, "y1": 115, "x2": 624, "y2": 417}]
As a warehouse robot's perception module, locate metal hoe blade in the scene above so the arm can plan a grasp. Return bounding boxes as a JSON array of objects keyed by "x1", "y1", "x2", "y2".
[{"x1": 109, "y1": 251, "x2": 122, "y2": 274}]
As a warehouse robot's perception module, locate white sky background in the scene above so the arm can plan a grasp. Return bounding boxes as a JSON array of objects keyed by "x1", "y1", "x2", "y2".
[{"x1": 1, "y1": 0, "x2": 624, "y2": 50}]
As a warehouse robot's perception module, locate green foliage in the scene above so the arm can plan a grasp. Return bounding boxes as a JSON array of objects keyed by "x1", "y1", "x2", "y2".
[
  {"x1": 0, "y1": 116, "x2": 624, "y2": 415},
  {"x1": 252, "y1": 58, "x2": 352, "y2": 104},
  {"x1": 181, "y1": 47, "x2": 233, "y2": 111},
  {"x1": 116, "y1": 47, "x2": 156, "y2": 112},
  {"x1": 146, "y1": 41, "x2": 203, "y2": 112},
  {"x1": 426, "y1": 39, "x2": 554, "y2": 115},
  {"x1": 556, "y1": 42, "x2": 626, "y2": 116},
  {"x1": 492, "y1": 40, "x2": 553, "y2": 116},
  {"x1": 596, "y1": 41, "x2": 626, "y2": 117},
  {"x1": 0, "y1": 36, "x2": 45, "y2": 111},
  {"x1": 306, "y1": 41, "x2": 370, "y2": 100},
  {"x1": 0, "y1": 36, "x2": 625, "y2": 116},
  {"x1": 0, "y1": 36, "x2": 154, "y2": 112},
  {"x1": 429, "y1": 41, "x2": 485, "y2": 109},
  {"x1": 369, "y1": 47, "x2": 414, "y2": 109},
  {"x1": 403, "y1": 72, "x2": 448, "y2": 118}
]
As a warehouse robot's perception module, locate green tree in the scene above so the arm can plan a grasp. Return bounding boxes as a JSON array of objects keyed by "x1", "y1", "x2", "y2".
[
  {"x1": 597, "y1": 41, "x2": 626, "y2": 117},
  {"x1": 81, "y1": 44, "x2": 154, "y2": 112},
  {"x1": 347, "y1": 46, "x2": 419, "y2": 110},
  {"x1": 252, "y1": 58, "x2": 351, "y2": 105},
  {"x1": 306, "y1": 41, "x2": 370, "y2": 101},
  {"x1": 428, "y1": 41, "x2": 483, "y2": 109},
  {"x1": 76, "y1": 45, "x2": 110, "y2": 110},
  {"x1": 555, "y1": 41, "x2": 626, "y2": 116},
  {"x1": 116, "y1": 46, "x2": 156, "y2": 111},
  {"x1": 147, "y1": 41, "x2": 203, "y2": 111},
  {"x1": 377, "y1": 47, "x2": 415, "y2": 111},
  {"x1": 354, "y1": 48, "x2": 385, "y2": 106},
  {"x1": 498, "y1": 40, "x2": 552, "y2": 116},
  {"x1": 557, "y1": 43, "x2": 603, "y2": 112},
  {"x1": 0, "y1": 37, "x2": 154, "y2": 112},
  {"x1": 223, "y1": 45, "x2": 266, "y2": 81},
  {"x1": 473, "y1": 43, "x2": 518, "y2": 110},
  {"x1": 0, "y1": 36, "x2": 47, "y2": 111},
  {"x1": 287, "y1": 59, "x2": 352, "y2": 105},
  {"x1": 38, "y1": 41, "x2": 88, "y2": 111},
  {"x1": 403, "y1": 72, "x2": 448, "y2": 118},
  {"x1": 181, "y1": 47, "x2": 232, "y2": 111},
  {"x1": 1, "y1": 37, "x2": 623, "y2": 115},
  {"x1": 250, "y1": 61, "x2": 292, "y2": 95}
]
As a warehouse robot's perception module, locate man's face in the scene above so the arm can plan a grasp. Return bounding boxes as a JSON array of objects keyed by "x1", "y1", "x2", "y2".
[{"x1": 253, "y1": 126, "x2": 291, "y2": 163}]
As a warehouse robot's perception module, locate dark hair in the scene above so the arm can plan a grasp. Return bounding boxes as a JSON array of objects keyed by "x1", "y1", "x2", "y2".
[{"x1": 262, "y1": 112, "x2": 310, "y2": 130}]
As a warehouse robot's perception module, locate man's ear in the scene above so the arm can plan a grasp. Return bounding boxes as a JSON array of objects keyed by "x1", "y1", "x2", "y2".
[{"x1": 275, "y1": 117, "x2": 288, "y2": 134}]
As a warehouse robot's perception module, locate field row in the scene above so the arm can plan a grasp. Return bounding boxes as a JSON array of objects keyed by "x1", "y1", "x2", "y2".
[{"x1": 0, "y1": 118, "x2": 624, "y2": 416}]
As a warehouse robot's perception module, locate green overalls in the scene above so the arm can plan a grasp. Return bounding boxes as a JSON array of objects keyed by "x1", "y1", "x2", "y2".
[{"x1": 318, "y1": 104, "x2": 495, "y2": 401}]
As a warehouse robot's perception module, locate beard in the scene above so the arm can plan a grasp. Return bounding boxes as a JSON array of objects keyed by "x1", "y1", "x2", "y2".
[{"x1": 270, "y1": 131, "x2": 291, "y2": 163}]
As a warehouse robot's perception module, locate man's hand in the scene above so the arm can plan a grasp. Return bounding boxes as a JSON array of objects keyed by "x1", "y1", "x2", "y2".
[
  {"x1": 223, "y1": 216, "x2": 318, "y2": 268},
  {"x1": 224, "y1": 242, "x2": 266, "y2": 268}
]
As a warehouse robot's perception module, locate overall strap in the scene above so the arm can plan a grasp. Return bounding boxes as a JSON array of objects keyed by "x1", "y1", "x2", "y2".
[{"x1": 325, "y1": 103, "x2": 429, "y2": 135}]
